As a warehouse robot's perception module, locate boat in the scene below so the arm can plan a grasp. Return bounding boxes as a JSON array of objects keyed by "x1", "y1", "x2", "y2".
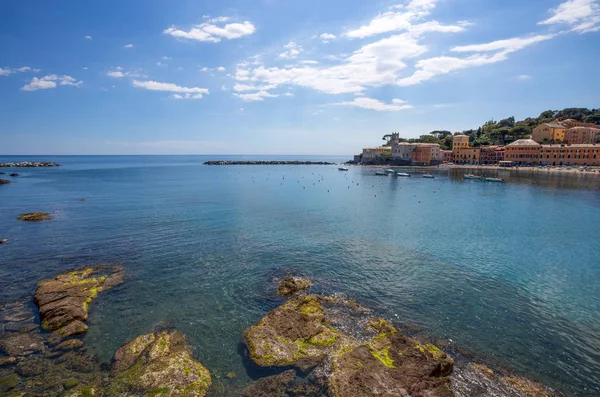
[
  {"x1": 395, "y1": 172, "x2": 411, "y2": 177},
  {"x1": 485, "y1": 177, "x2": 505, "y2": 183},
  {"x1": 384, "y1": 169, "x2": 395, "y2": 174},
  {"x1": 375, "y1": 171, "x2": 387, "y2": 176},
  {"x1": 338, "y1": 167, "x2": 349, "y2": 171},
  {"x1": 464, "y1": 174, "x2": 484, "y2": 180},
  {"x1": 423, "y1": 174, "x2": 434, "y2": 179}
]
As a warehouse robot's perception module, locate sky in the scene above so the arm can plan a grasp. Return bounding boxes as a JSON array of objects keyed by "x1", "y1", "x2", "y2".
[{"x1": 1, "y1": 0, "x2": 600, "y2": 155}]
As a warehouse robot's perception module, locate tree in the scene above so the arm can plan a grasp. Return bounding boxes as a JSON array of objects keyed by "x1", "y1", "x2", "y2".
[
  {"x1": 419, "y1": 135, "x2": 442, "y2": 144},
  {"x1": 497, "y1": 116, "x2": 515, "y2": 128},
  {"x1": 509, "y1": 125, "x2": 531, "y2": 140},
  {"x1": 539, "y1": 110, "x2": 556, "y2": 120},
  {"x1": 429, "y1": 130, "x2": 452, "y2": 139}
]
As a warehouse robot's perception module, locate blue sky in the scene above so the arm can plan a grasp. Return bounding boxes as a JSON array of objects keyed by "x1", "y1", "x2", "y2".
[{"x1": 1, "y1": 0, "x2": 599, "y2": 155}]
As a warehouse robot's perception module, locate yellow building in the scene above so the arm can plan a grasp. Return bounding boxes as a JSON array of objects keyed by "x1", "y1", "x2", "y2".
[
  {"x1": 452, "y1": 135, "x2": 480, "y2": 164},
  {"x1": 504, "y1": 139, "x2": 541, "y2": 164},
  {"x1": 532, "y1": 123, "x2": 566, "y2": 143}
]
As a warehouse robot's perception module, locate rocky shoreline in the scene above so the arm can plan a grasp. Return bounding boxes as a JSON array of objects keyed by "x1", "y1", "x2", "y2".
[
  {"x1": 0, "y1": 161, "x2": 60, "y2": 167},
  {"x1": 0, "y1": 271, "x2": 563, "y2": 396},
  {"x1": 204, "y1": 161, "x2": 335, "y2": 165}
]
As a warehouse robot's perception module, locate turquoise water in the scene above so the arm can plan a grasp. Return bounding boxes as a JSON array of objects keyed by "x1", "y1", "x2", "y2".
[{"x1": 1, "y1": 155, "x2": 599, "y2": 396}]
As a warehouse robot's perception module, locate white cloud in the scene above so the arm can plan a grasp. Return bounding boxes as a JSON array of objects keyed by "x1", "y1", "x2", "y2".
[
  {"x1": 279, "y1": 41, "x2": 302, "y2": 59},
  {"x1": 162, "y1": 56, "x2": 172, "y2": 60},
  {"x1": 124, "y1": 44, "x2": 134, "y2": 48},
  {"x1": 313, "y1": 110, "x2": 324, "y2": 115},
  {"x1": 171, "y1": 93, "x2": 205, "y2": 100},
  {"x1": 217, "y1": 66, "x2": 226, "y2": 72},
  {"x1": 132, "y1": 80, "x2": 209, "y2": 97},
  {"x1": 233, "y1": 91, "x2": 279, "y2": 101},
  {"x1": 283, "y1": 92, "x2": 294, "y2": 97},
  {"x1": 320, "y1": 33, "x2": 336, "y2": 43},
  {"x1": 0, "y1": 66, "x2": 40, "y2": 76},
  {"x1": 85, "y1": 35, "x2": 92, "y2": 40},
  {"x1": 516, "y1": 74, "x2": 532, "y2": 80},
  {"x1": 221, "y1": 85, "x2": 228, "y2": 91},
  {"x1": 233, "y1": 83, "x2": 277, "y2": 92},
  {"x1": 82, "y1": 67, "x2": 88, "y2": 70},
  {"x1": 106, "y1": 68, "x2": 143, "y2": 78},
  {"x1": 539, "y1": 0, "x2": 600, "y2": 33},
  {"x1": 164, "y1": 19, "x2": 256, "y2": 43},
  {"x1": 300, "y1": 60, "x2": 319, "y2": 64},
  {"x1": 21, "y1": 75, "x2": 82, "y2": 91},
  {"x1": 451, "y1": 34, "x2": 557, "y2": 53},
  {"x1": 344, "y1": 0, "x2": 465, "y2": 39},
  {"x1": 333, "y1": 97, "x2": 413, "y2": 111}
]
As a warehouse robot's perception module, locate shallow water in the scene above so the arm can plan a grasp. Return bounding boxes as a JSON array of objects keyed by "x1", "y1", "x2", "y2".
[{"x1": 1, "y1": 156, "x2": 599, "y2": 396}]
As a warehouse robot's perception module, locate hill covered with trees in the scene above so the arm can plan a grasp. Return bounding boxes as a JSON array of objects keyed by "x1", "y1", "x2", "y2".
[{"x1": 394, "y1": 108, "x2": 600, "y2": 150}]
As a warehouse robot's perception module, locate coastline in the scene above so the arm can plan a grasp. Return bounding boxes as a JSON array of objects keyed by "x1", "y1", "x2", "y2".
[{"x1": 362, "y1": 163, "x2": 600, "y2": 176}]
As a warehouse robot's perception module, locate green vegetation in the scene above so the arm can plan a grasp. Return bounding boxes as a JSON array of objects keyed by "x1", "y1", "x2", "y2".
[{"x1": 394, "y1": 108, "x2": 600, "y2": 149}]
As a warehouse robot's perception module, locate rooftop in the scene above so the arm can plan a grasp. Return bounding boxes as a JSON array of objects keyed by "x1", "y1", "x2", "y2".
[{"x1": 507, "y1": 139, "x2": 541, "y2": 147}]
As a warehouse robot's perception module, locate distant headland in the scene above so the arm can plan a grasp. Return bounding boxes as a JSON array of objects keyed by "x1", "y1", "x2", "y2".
[{"x1": 0, "y1": 161, "x2": 60, "y2": 167}]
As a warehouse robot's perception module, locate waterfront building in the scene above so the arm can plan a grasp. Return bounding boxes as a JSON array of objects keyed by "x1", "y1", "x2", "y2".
[
  {"x1": 564, "y1": 126, "x2": 600, "y2": 144},
  {"x1": 479, "y1": 146, "x2": 505, "y2": 165},
  {"x1": 411, "y1": 144, "x2": 443, "y2": 166},
  {"x1": 452, "y1": 135, "x2": 480, "y2": 164},
  {"x1": 504, "y1": 139, "x2": 541, "y2": 164},
  {"x1": 532, "y1": 123, "x2": 567, "y2": 143},
  {"x1": 361, "y1": 146, "x2": 391, "y2": 160},
  {"x1": 539, "y1": 144, "x2": 600, "y2": 166},
  {"x1": 391, "y1": 142, "x2": 415, "y2": 163},
  {"x1": 442, "y1": 150, "x2": 453, "y2": 163}
]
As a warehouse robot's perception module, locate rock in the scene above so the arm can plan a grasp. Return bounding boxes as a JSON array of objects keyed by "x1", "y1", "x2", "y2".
[
  {"x1": 64, "y1": 378, "x2": 79, "y2": 389},
  {"x1": 17, "y1": 212, "x2": 52, "y2": 221},
  {"x1": 62, "y1": 385, "x2": 102, "y2": 397},
  {"x1": 34, "y1": 266, "x2": 124, "y2": 332},
  {"x1": 9, "y1": 173, "x2": 19, "y2": 177},
  {"x1": 0, "y1": 357, "x2": 17, "y2": 367},
  {"x1": 278, "y1": 276, "x2": 312, "y2": 296},
  {"x1": 225, "y1": 372, "x2": 237, "y2": 379},
  {"x1": 0, "y1": 179, "x2": 11, "y2": 185},
  {"x1": 48, "y1": 320, "x2": 88, "y2": 344},
  {"x1": 244, "y1": 294, "x2": 343, "y2": 372},
  {"x1": 502, "y1": 376, "x2": 553, "y2": 397},
  {"x1": 0, "y1": 161, "x2": 59, "y2": 167},
  {"x1": 56, "y1": 339, "x2": 85, "y2": 351},
  {"x1": 15, "y1": 357, "x2": 50, "y2": 377},
  {"x1": 329, "y1": 318, "x2": 454, "y2": 397},
  {"x1": 57, "y1": 351, "x2": 100, "y2": 373},
  {"x1": 109, "y1": 329, "x2": 212, "y2": 396},
  {"x1": 240, "y1": 369, "x2": 297, "y2": 397},
  {"x1": 0, "y1": 373, "x2": 19, "y2": 392},
  {"x1": 472, "y1": 363, "x2": 494, "y2": 378},
  {"x1": 0, "y1": 333, "x2": 45, "y2": 356}
]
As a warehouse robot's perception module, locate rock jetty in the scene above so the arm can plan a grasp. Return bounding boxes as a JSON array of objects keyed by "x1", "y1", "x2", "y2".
[
  {"x1": 0, "y1": 161, "x2": 59, "y2": 167},
  {"x1": 204, "y1": 160, "x2": 334, "y2": 165}
]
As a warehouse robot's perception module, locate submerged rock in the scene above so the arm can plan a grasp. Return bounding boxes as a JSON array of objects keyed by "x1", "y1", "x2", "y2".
[
  {"x1": 0, "y1": 178, "x2": 11, "y2": 184},
  {"x1": 240, "y1": 369, "x2": 297, "y2": 397},
  {"x1": 278, "y1": 276, "x2": 312, "y2": 296},
  {"x1": 109, "y1": 329, "x2": 212, "y2": 396},
  {"x1": 9, "y1": 173, "x2": 20, "y2": 177},
  {"x1": 0, "y1": 239, "x2": 7, "y2": 244},
  {"x1": 17, "y1": 212, "x2": 52, "y2": 221},
  {"x1": 0, "y1": 332, "x2": 45, "y2": 357},
  {"x1": 33, "y1": 266, "x2": 124, "y2": 339},
  {"x1": 502, "y1": 376, "x2": 554, "y2": 397}
]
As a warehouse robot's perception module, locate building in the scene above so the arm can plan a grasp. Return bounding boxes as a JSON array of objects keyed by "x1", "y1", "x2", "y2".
[
  {"x1": 479, "y1": 146, "x2": 505, "y2": 165},
  {"x1": 532, "y1": 123, "x2": 566, "y2": 143},
  {"x1": 361, "y1": 146, "x2": 391, "y2": 160},
  {"x1": 504, "y1": 139, "x2": 541, "y2": 165},
  {"x1": 442, "y1": 150, "x2": 453, "y2": 163},
  {"x1": 411, "y1": 144, "x2": 443, "y2": 166},
  {"x1": 391, "y1": 142, "x2": 415, "y2": 163},
  {"x1": 539, "y1": 144, "x2": 600, "y2": 166},
  {"x1": 452, "y1": 135, "x2": 480, "y2": 164},
  {"x1": 564, "y1": 126, "x2": 600, "y2": 144}
]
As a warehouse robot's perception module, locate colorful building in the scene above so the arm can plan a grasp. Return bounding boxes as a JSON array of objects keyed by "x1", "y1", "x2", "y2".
[
  {"x1": 452, "y1": 135, "x2": 480, "y2": 164},
  {"x1": 361, "y1": 146, "x2": 391, "y2": 160},
  {"x1": 411, "y1": 144, "x2": 443, "y2": 166},
  {"x1": 564, "y1": 126, "x2": 600, "y2": 144},
  {"x1": 504, "y1": 139, "x2": 541, "y2": 164},
  {"x1": 479, "y1": 146, "x2": 505, "y2": 165},
  {"x1": 539, "y1": 144, "x2": 600, "y2": 166},
  {"x1": 442, "y1": 150, "x2": 453, "y2": 163},
  {"x1": 532, "y1": 123, "x2": 567, "y2": 143}
]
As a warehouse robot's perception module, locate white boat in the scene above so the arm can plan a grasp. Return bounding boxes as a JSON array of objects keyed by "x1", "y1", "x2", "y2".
[
  {"x1": 485, "y1": 177, "x2": 505, "y2": 183},
  {"x1": 338, "y1": 167, "x2": 349, "y2": 171},
  {"x1": 384, "y1": 169, "x2": 395, "y2": 174},
  {"x1": 423, "y1": 174, "x2": 434, "y2": 179},
  {"x1": 375, "y1": 171, "x2": 387, "y2": 176},
  {"x1": 396, "y1": 172, "x2": 411, "y2": 177},
  {"x1": 464, "y1": 174, "x2": 484, "y2": 180}
]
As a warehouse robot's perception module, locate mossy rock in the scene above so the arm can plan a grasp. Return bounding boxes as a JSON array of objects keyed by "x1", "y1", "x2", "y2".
[
  {"x1": 0, "y1": 373, "x2": 19, "y2": 392},
  {"x1": 109, "y1": 330, "x2": 211, "y2": 397},
  {"x1": 277, "y1": 276, "x2": 312, "y2": 296},
  {"x1": 17, "y1": 212, "x2": 52, "y2": 221},
  {"x1": 62, "y1": 384, "x2": 102, "y2": 397}
]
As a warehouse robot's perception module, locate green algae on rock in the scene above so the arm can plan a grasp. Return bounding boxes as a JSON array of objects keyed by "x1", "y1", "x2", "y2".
[
  {"x1": 109, "y1": 330, "x2": 212, "y2": 397},
  {"x1": 0, "y1": 373, "x2": 20, "y2": 392},
  {"x1": 33, "y1": 266, "x2": 124, "y2": 339},
  {"x1": 17, "y1": 212, "x2": 52, "y2": 221},
  {"x1": 277, "y1": 276, "x2": 312, "y2": 296}
]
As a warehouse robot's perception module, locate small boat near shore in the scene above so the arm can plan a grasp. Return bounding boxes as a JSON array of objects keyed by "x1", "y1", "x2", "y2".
[
  {"x1": 375, "y1": 171, "x2": 387, "y2": 176},
  {"x1": 384, "y1": 169, "x2": 395, "y2": 174},
  {"x1": 464, "y1": 174, "x2": 484, "y2": 180},
  {"x1": 395, "y1": 172, "x2": 411, "y2": 177},
  {"x1": 485, "y1": 177, "x2": 505, "y2": 183},
  {"x1": 423, "y1": 174, "x2": 434, "y2": 179},
  {"x1": 338, "y1": 167, "x2": 349, "y2": 171}
]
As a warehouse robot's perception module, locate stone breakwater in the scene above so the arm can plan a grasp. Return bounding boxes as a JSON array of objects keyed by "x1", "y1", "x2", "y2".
[
  {"x1": 0, "y1": 161, "x2": 60, "y2": 167},
  {"x1": 0, "y1": 270, "x2": 564, "y2": 396},
  {"x1": 204, "y1": 160, "x2": 335, "y2": 165}
]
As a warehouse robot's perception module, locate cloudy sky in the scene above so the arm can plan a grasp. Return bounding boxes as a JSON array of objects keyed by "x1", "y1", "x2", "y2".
[{"x1": 1, "y1": 0, "x2": 599, "y2": 155}]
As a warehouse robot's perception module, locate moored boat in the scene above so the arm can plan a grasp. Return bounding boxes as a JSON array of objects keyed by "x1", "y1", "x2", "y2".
[
  {"x1": 464, "y1": 174, "x2": 484, "y2": 180},
  {"x1": 423, "y1": 174, "x2": 434, "y2": 179},
  {"x1": 375, "y1": 171, "x2": 387, "y2": 176},
  {"x1": 384, "y1": 169, "x2": 395, "y2": 174},
  {"x1": 396, "y1": 172, "x2": 411, "y2": 177},
  {"x1": 338, "y1": 167, "x2": 349, "y2": 171},
  {"x1": 485, "y1": 177, "x2": 505, "y2": 183}
]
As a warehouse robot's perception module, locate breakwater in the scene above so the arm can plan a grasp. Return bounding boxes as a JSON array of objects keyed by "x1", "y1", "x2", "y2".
[
  {"x1": 0, "y1": 161, "x2": 59, "y2": 167},
  {"x1": 204, "y1": 160, "x2": 334, "y2": 165}
]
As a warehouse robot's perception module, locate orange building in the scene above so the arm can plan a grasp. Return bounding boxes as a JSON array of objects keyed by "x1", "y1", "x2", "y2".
[
  {"x1": 539, "y1": 144, "x2": 600, "y2": 166},
  {"x1": 479, "y1": 146, "x2": 505, "y2": 165},
  {"x1": 452, "y1": 135, "x2": 480, "y2": 164},
  {"x1": 412, "y1": 144, "x2": 443, "y2": 165},
  {"x1": 504, "y1": 139, "x2": 541, "y2": 164}
]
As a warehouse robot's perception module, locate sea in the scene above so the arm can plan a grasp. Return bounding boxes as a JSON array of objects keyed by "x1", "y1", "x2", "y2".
[{"x1": 0, "y1": 155, "x2": 599, "y2": 396}]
